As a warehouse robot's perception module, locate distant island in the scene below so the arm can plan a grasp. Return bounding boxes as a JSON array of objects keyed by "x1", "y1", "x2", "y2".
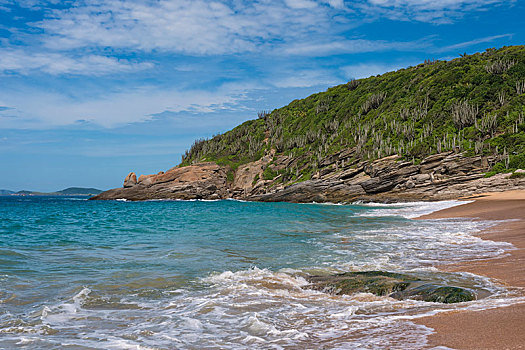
[{"x1": 1, "y1": 187, "x2": 103, "y2": 196}]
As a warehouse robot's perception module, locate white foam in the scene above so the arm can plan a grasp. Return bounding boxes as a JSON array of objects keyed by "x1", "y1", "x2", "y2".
[
  {"x1": 15, "y1": 337, "x2": 40, "y2": 345},
  {"x1": 357, "y1": 200, "x2": 471, "y2": 219},
  {"x1": 6, "y1": 264, "x2": 523, "y2": 350}
]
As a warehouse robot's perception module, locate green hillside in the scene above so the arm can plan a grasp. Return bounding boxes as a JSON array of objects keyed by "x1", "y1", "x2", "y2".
[
  {"x1": 56, "y1": 187, "x2": 103, "y2": 195},
  {"x1": 10, "y1": 188, "x2": 103, "y2": 196},
  {"x1": 181, "y1": 46, "x2": 525, "y2": 183}
]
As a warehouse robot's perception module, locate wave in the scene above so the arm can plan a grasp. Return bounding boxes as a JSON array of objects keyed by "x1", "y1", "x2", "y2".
[{"x1": 355, "y1": 200, "x2": 471, "y2": 219}]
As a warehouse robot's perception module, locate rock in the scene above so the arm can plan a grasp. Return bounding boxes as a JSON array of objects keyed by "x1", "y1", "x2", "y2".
[
  {"x1": 516, "y1": 169, "x2": 525, "y2": 174},
  {"x1": 138, "y1": 174, "x2": 155, "y2": 186},
  {"x1": 253, "y1": 180, "x2": 365, "y2": 203},
  {"x1": 123, "y1": 172, "x2": 137, "y2": 188},
  {"x1": 92, "y1": 163, "x2": 229, "y2": 201},
  {"x1": 390, "y1": 284, "x2": 476, "y2": 303},
  {"x1": 308, "y1": 271, "x2": 413, "y2": 296},
  {"x1": 405, "y1": 180, "x2": 415, "y2": 189},
  {"x1": 306, "y1": 271, "x2": 476, "y2": 304},
  {"x1": 412, "y1": 174, "x2": 430, "y2": 183}
]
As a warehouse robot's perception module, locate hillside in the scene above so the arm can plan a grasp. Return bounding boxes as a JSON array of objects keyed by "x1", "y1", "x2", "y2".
[
  {"x1": 56, "y1": 187, "x2": 103, "y2": 195},
  {"x1": 6, "y1": 188, "x2": 103, "y2": 196},
  {"x1": 182, "y1": 46, "x2": 525, "y2": 179},
  {"x1": 92, "y1": 46, "x2": 525, "y2": 202}
]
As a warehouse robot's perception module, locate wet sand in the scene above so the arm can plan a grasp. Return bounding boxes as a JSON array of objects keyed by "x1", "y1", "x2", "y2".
[{"x1": 416, "y1": 190, "x2": 525, "y2": 350}]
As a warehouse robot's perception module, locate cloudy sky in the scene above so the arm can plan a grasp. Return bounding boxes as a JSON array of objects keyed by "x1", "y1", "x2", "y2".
[{"x1": 0, "y1": 0, "x2": 522, "y2": 191}]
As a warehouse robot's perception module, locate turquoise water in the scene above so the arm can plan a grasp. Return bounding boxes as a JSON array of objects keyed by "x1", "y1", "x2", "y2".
[{"x1": 0, "y1": 196, "x2": 519, "y2": 349}]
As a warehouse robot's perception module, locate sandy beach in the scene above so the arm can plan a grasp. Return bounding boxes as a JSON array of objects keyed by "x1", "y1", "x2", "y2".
[{"x1": 416, "y1": 190, "x2": 525, "y2": 350}]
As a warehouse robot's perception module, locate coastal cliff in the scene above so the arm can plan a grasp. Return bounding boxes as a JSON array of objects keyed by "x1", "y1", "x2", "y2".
[
  {"x1": 91, "y1": 46, "x2": 525, "y2": 202},
  {"x1": 90, "y1": 151, "x2": 525, "y2": 202}
]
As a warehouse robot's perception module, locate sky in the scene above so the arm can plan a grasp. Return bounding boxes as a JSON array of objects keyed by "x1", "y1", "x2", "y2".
[{"x1": 0, "y1": 0, "x2": 523, "y2": 191}]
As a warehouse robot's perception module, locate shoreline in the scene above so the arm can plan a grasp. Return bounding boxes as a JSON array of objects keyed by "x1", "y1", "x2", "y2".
[{"x1": 415, "y1": 190, "x2": 525, "y2": 350}]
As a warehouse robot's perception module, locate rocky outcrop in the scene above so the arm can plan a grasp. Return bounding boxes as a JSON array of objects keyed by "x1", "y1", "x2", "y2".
[
  {"x1": 307, "y1": 271, "x2": 476, "y2": 303},
  {"x1": 252, "y1": 151, "x2": 525, "y2": 203},
  {"x1": 91, "y1": 162, "x2": 229, "y2": 201},
  {"x1": 91, "y1": 150, "x2": 525, "y2": 202},
  {"x1": 123, "y1": 172, "x2": 137, "y2": 188}
]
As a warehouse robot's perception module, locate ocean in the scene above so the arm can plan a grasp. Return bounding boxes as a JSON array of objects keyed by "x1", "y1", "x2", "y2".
[{"x1": 0, "y1": 196, "x2": 522, "y2": 349}]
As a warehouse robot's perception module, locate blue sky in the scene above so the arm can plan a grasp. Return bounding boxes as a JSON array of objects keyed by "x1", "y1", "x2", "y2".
[{"x1": 0, "y1": 0, "x2": 523, "y2": 191}]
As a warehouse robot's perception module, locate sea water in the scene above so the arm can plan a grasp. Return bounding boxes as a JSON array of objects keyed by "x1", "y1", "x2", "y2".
[{"x1": 0, "y1": 196, "x2": 522, "y2": 349}]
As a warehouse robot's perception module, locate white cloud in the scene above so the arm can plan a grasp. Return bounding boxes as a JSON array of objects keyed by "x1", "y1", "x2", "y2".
[
  {"x1": 438, "y1": 34, "x2": 513, "y2": 51},
  {"x1": 1, "y1": 0, "x2": 505, "y2": 78},
  {"x1": 25, "y1": 0, "x2": 507, "y2": 59},
  {"x1": 36, "y1": 0, "x2": 337, "y2": 55},
  {"x1": 284, "y1": 0, "x2": 318, "y2": 9},
  {"x1": 341, "y1": 62, "x2": 412, "y2": 79},
  {"x1": 325, "y1": 0, "x2": 345, "y2": 9},
  {"x1": 0, "y1": 49, "x2": 153, "y2": 75},
  {"x1": 360, "y1": 0, "x2": 511, "y2": 23},
  {"x1": 271, "y1": 69, "x2": 340, "y2": 88},
  {"x1": 284, "y1": 38, "x2": 423, "y2": 55},
  {"x1": 0, "y1": 83, "x2": 254, "y2": 128}
]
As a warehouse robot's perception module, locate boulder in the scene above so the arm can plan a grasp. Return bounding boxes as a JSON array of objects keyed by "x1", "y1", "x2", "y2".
[
  {"x1": 390, "y1": 284, "x2": 476, "y2": 303},
  {"x1": 137, "y1": 174, "x2": 155, "y2": 186},
  {"x1": 308, "y1": 271, "x2": 412, "y2": 296},
  {"x1": 123, "y1": 172, "x2": 137, "y2": 188},
  {"x1": 306, "y1": 271, "x2": 476, "y2": 304}
]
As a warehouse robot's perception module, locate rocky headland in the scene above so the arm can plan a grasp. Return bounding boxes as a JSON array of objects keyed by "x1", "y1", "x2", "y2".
[
  {"x1": 92, "y1": 46, "x2": 525, "y2": 202},
  {"x1": 90, "y1": 150, "x2": 525, "y2": 202}
]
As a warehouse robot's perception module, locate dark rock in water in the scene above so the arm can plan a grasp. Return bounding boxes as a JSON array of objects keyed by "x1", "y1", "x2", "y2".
[
  {"x1": 308, "y1": 271, "x2": 414, "y2": 296},
  {"x1": 390, "y1": 284, "x2": 476, "y2": 303},
  {"x1": 306, "y1": 271, "x2": 476, "y2": 304}
]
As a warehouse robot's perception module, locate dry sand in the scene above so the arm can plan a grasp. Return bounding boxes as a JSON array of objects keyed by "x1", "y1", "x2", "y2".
[{"x1": 415, "y1": 190, "x2": 525, "y2": 350}]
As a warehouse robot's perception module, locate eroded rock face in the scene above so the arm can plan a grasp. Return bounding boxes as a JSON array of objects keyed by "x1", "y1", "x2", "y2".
[
  {"x1": 306, "y1": 271, "x2": 476, "y2": 304},
  {"x1": 123, "y1": 172, "x2": 137, "y2": 188},
  {"x1": 92, "y1": 150, "x2": 525, "y2": 202},
  {"x1": 250, "y1": 151, "x2": 525, "y2": 203},
  {"x1": 91, "y1": 162, "x2": 229, "y2": 201}
]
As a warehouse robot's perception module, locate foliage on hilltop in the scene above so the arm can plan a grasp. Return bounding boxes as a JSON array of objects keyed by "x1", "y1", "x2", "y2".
[{"x1": 181, "y1": 46, "x2": 525, "y2": 183}]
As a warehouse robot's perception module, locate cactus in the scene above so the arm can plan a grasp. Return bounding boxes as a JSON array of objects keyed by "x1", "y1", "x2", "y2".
[
  {"x1": 516, "y1": 81, "x2": 525, "y2": 95},
  {"x1": 361, "y1": 92, "x2": 387, "y2": 114},
  {"x1": 485, "y1": 59, "x2": 516, "y2": 74},
  {"x1": 451, "y1": 99, "x2": 478, "y2": 129}
]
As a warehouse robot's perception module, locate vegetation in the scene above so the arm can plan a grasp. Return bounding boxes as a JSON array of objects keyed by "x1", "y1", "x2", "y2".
[{"x1": 181, "y1": 46, "x2": 525, "y2": 182}]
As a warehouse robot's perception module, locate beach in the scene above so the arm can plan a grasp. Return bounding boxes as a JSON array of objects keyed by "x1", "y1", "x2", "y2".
[{"x1": 416, "y1": 190, "x2": 525, "y2": 350}]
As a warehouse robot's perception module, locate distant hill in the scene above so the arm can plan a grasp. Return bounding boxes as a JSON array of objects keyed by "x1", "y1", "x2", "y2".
[
  {"x1": 16, "y1": 190, "x2": 36, "y2": 195},
  {"x1": 56, "y1": 187, "x2": 103, "y2": 195},
  {"x1": 6, "y1": 187, "x2": 103, "y2": 196}
]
